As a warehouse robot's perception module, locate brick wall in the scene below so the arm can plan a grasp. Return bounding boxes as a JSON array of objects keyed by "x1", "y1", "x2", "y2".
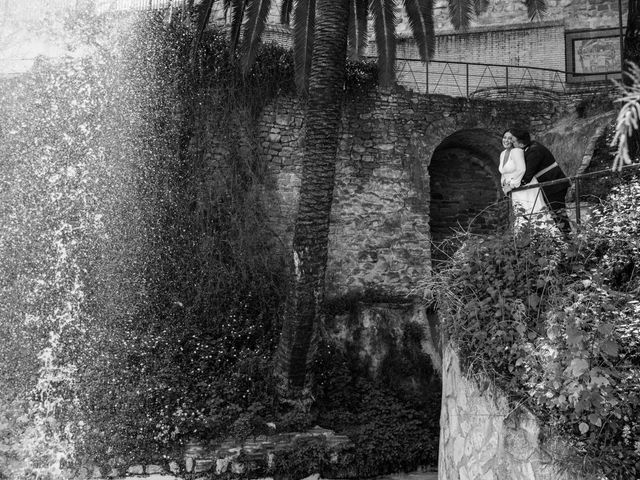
[
  {"x1": 414, "y1": 0, "x2": 627, "y2": 33},
  {"x1": 393, "y1": 21, "x2": 568, "y2": 96}
]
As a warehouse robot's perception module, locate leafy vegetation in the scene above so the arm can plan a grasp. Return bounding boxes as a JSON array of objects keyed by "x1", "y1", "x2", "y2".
[
  {"x1": 425, "y1": 179, "x2": 640, "y2": 479},
  {"x1": 0, "y1": 11, "x2": 441, "y2": 479}
]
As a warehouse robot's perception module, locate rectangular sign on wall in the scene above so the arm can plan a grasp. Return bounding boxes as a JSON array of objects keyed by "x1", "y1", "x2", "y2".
[{"x1": 565, "y1": 28, "x2": 623, "y2": 83}]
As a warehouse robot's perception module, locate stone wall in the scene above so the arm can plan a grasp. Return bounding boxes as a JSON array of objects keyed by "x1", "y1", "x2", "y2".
[
  {"x1": 259, "y1": 90, "x2": 563, "y2": 300},
  {"x1": 56, "y1": 427, "x2": 351, "y2": 480},
  {"x1": 439, "y1": 346, "x2": 582, "y2": 480}
]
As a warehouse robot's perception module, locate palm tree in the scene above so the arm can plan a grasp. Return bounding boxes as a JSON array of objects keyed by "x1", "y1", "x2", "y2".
[
  {"x1": 189, "y1": 0, "x2": 548, "y2": 391},
  {"x1": 618, "y1": 0, "x2": 640, "y2": 164},
  {"x1": 273, "y1": 0, "x2": 350, "y2": 390}
]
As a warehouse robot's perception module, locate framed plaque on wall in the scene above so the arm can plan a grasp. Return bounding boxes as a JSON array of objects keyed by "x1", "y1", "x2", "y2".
[{"x1": 565, "y1": 28, "x2": 623, "y2": 83}]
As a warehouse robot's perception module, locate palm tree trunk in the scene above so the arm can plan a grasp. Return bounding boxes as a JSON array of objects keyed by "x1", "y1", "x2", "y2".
[{"x1": 274, "y1": 0, "x2": 350, "y2": 390}]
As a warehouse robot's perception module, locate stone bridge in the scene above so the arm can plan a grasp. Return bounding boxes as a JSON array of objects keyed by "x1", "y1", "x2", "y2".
[{"x1": 260, "y1": 88, "x2": 614, "y2": 301}]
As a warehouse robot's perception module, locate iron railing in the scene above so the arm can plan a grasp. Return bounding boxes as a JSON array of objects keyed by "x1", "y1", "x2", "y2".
[
  {"x1": 382, "y1": 57, "x2": 621, "y2": 99},
  {"x1": 509, "y1": 163, "x2": 640, "y2": 231}
]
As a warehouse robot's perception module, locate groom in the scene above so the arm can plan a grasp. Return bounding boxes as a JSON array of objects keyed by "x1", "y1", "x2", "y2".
[{"x1": 508, "y1": 128, "x2": 572, "y2": 237}]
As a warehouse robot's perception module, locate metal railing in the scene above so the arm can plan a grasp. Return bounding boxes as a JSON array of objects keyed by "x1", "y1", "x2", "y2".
[
  {"x1": 509, "y1": 163, "x2": 640, "y2": 231},
  {"x1": 385, "y1": 57, "x2": 621, "y2": 99}
]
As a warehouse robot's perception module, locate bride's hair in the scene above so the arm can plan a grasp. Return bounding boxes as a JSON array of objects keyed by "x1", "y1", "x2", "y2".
[{"x1": 508, "y1": 128, "x2": 531, "y2": 145}]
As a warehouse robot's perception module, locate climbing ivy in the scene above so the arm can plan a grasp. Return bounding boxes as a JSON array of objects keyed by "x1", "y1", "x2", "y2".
[{"x1": 424, "y1": 178, "x2": 640, "y2": 479}]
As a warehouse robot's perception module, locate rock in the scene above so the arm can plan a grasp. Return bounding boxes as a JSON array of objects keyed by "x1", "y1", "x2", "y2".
[
  {"x1": 127, "y1": 465, "x2": 144, "y2": 475},
  {"x1": 194, "y1": 458, "x2": 214, "y2": 473},
  {"x1": 146, "y1": 464, "x2": 165, "y2": 474},
  {"x1": 75, "y1": 467, "x2": 89, "y2": 479},
  {"x1": 106, "y1": 467, "x2": 120, "y2": 478},
  {"x1": 168, "y1": 461, "x2": 180, "y2": 474},
  {"x1": 300, "y1": 474, "x2": 320, "y2": 480}
]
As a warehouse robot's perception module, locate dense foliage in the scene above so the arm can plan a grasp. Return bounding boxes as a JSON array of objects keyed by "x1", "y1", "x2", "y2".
[
  {"x1": 311, "y1": 336, "x2": 440, "y2": 477},
  {"x1": 0, "y1": 11, "x2": 289, "y2": 477},
  {"x1": 0, "y1": 9, "x2": 438, "y2": 480},
  {"x1": 426, "y1": 179, "x2": 640, "y2": 479}
]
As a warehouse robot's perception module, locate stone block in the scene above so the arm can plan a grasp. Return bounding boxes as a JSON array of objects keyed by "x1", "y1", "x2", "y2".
[
  {"x1": 231, "y1": 461, "x2": 246, "y2": 474},
  {"x1": 194, "y1": 458, "x2": 214, "y2": 473},
  {"x1": 106, "y1": 467, "x2": 120, "y2": 478},
  {"x1": 75, "y1": 467, "x2": 90, "y2": 479},
  {"x1": 127, "y1": 465, "x2": 144, "y2": 475},
  {"x1": 216, "y1": 456, "x2": 231, "y2": 474},
  {"x1": 301, "y1": 474, "x2": 320, "y2": 480},
  {"x1": 168, "y1": 461, "x2": 180, "y2": 474},
  {"x1": 275, "y1": 113, "x2": 291, "y2": 126},
  {"x1": 185, "y1": 457, "x2": 194, "y2": 473},
  {"x1": 459, "y1": 465, "x2": 470, "y2": 480},
  {"x1": 453, "y1": 436, "x2": 465, "y2": 464},
  {"x1": 146, "y1": 464, "x2": 165, "y2": 474}
]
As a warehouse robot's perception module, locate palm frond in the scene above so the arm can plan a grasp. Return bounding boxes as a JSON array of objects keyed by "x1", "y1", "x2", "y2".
[
  {"x1": 228, "y1": 0, "x2": 247, "y2": 56},
  {"x1": 293, "y1": 0, "x2": 316, "y2": 95},
  {"x1": 447, "y1": 0, "x2": 474, "y2": 30},
  {"x1": 370, "y1": 0, "x2": 396, "y2": 88},
  {"x1": 240, "y1": 0, "x2": 272, "y2": 73},
  {"x1": 611, "y1": 62, "x2": 640, "y2": 170},
  {"x1": 191, "y1": 0, "x2": 217, "y2": 60},
  {"x1": 280, "y1": 0, "x2": 294, "y2": 24},
  {"x1": 524, "y1": 0, "x2": 547, "y2": 20},
  {"x1": 347, "y1": 0, "x2": 368, "y2": 60},
  {"x1": 403, "y1": 0, "x2": 434, "y2": 62},
  {"x1": 473, "y1": 0, "x2": 489, "y2": 15}
]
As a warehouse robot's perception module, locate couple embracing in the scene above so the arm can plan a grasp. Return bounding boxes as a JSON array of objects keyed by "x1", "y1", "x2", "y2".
[{"x1": 499, "y1": 128, "x2": 572, "y2": 237}]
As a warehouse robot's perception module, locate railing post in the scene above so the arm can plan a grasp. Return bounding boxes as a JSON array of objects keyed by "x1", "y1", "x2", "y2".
[
  {"x1": 574, "y1": 177, "x2": 581, "y2": 230},
  {"x1": 426, "y1": 61, "x2": 429, "y2": 94},
  {"x1": 508, "y1": 192, "x2": 514, "y2": 229},
  {"x1": 466, "y1": 63, "x2": 469, "y2": 98},
  {"x1": 505, "y1": 66, "x2": 509, "y2": 95}
]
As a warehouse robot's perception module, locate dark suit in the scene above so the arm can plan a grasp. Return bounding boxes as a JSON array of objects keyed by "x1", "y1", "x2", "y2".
[{"x1": 521, "y1": 141, "x2": 572, "y2": 236}]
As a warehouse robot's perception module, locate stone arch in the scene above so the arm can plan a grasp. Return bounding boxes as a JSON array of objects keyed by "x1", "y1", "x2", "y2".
[{"x1": 428, "y1": 128, "x2": 509, "y2": 254}]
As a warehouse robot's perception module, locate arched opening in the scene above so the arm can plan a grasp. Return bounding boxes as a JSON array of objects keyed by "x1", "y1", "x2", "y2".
[{"x1": 428, "y1": 128, "x2": 508, "y2": 261}]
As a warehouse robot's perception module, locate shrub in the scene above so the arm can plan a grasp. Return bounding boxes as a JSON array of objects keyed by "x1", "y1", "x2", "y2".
[
  {"x1": 0, "y1": 12, "x2": 288, "y2": 474},
  {"x1": 425, "y1": 179, "x2": 640, "y2": 479},
  {"x1": 311, "y1": 341, "x2": 440, "y2": 476}
]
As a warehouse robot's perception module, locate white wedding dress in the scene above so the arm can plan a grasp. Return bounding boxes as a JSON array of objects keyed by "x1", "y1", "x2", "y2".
[{"x1": 499, "y1": 147, "x2": 553, "y2": 229}]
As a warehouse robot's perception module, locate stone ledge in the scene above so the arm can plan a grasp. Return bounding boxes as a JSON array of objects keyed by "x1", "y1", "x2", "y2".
[{"x1": 67, "y1": 426, "x2": 353, "y2": 480}]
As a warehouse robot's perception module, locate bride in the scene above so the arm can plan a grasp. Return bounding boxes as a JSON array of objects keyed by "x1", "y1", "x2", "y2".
[{"x1": 498, "y1": 131, "x2": 551, "y2": 228}]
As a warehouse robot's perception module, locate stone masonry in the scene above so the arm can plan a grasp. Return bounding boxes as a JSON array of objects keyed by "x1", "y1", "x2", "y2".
[
  {"x1": 260, "y1": 89, "x2": 564, "y2": 300},
  {"x1": 439, "y1": 346, "x2": 583, "y2": 480}
]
